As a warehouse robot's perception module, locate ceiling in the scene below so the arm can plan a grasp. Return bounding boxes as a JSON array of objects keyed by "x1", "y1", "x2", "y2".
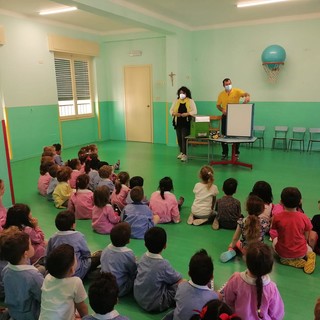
[{"x1": 1, "y1": 0, "x2": 320, "y2": 35}]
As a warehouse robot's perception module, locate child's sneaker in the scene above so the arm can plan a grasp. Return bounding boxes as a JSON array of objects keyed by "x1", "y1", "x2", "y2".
[
  {"x1": 220, "y1": 249, "x2": 236, "y2": 263},
  {"x1": 114, "y1": 160, "x2": 120, "y2": 170},
  {"x1": 280, "y1": 258, "x2": 306, "y2": 269},
  {"x1": 212, "y1": 217, "x2": 219, "y2": 230},
  {"x1": 187, "y1": 214, "x2": 194, "y2": 225},
  {"x1": 304, "y1": 252, "x2": 316, "y2": 274},
  {"x1": 177, "y1": 152, "x2": 183, "y2": 159},
  {"x1": 193, "y1": 218, "x2": 208, "y2": 226}
]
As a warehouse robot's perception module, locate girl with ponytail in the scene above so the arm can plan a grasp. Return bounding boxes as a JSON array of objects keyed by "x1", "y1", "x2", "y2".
[
  {"x1": 149, "y1": 177, "x2": 183, "y2": 223},
  {"x1": 111, "y1": 171, "x2": 130, "y2": 211},
  {"x1": 224, "y1": 242, "x2": 284, "y2": 320},
  {"x1": 220, "y1": 195, "x2": 270, "y2": 263}
]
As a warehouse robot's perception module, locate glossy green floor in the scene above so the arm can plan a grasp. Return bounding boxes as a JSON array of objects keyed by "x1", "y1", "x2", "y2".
[{"x1": 10, "y1": 141, "x2": 320, "y2": 320}]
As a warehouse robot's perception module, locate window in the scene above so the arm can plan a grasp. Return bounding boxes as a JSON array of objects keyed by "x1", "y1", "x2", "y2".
[{"x1": 54, "y1": 54, "x2": 94, "y2": 119}]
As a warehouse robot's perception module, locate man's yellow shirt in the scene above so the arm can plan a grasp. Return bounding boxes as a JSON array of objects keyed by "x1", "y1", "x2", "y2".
[{"x1": 217, "y1": 88, "x2": 245, "y2": 112}]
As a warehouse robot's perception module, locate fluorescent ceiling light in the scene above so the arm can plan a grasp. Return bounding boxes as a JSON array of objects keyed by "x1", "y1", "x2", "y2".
[
  {"x1": 237, "y1": 0, "x2": 289, "y2": 8},
  {"x1": 39, "y1": 6, "x2": 77, "y2": 15}
]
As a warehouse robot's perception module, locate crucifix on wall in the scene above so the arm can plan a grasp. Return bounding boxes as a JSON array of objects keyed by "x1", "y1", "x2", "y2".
[{"x1": 168, "y1": 72, "x2": 176, "y2": 87}]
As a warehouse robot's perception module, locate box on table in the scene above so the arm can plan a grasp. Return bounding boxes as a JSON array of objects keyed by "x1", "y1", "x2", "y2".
[{"x1": 190, "y1": 115, "x2": 210, "y2": 138}]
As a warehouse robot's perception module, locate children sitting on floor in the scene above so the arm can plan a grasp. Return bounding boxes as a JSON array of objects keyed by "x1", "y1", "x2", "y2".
[
  {"x1": 38, "y1": 161, "x2": 53, "y2": 197},
  {"x1": 66, "y1": 158, "x2": 82, "y2": 189},
  {"x1": 134, "y1": 226, "x2": 183, "y2": 312},
  {"x1": 97, "y1": 165, "x2": 115, "y2": 193},
  {"x1": 212, "y1": 178, "x2": 241, "y2": 230},
  {"x1": 100, "y1": 222, "x2": 137, "y2": 297},
  {"x1": 126, "y1": 176, "x2": 149, "y2": 205},
  {"x1": 47, "y1": 210, "x2": 100, "y2": 279},
  {"x1": 122, "y1": 186, "x2": 159, "y2": 239},
  {"x1": 111, "y1": 171, "x2": 130, "y2": 211},
  {"x1": 82, "y1": 272, "x2": 129, "y2": 320},
  {"x1": 92, "y1": 186, "x2": 121, "y2": 234},
  {"x1": 68, "y1": 174, "x2": 94, "y2": 220},
  {"x1": 2, "y1": 229, "x2": 44, "y2": 320},
  {"x1": 224, "y1": 242, "x2": 284, "y2": 320},
  {"x1": 46, "y1": 164, "x2": 59, "y2": 201},
  {"x1": 40, "y1": 244, "x2": 88, "y2": 319},
  {"x1": 250, "y1": 180, "x2": 274, "y2": 222},
  {"x1": 53, "y1": 143, "x2": 64, "y2": 166},
  {"x1": 3, "y1": 203, "x2": 46, "y2": 264},
  {"x1": 188, "y1": 165, "x2": 219, "y2": 226},
  {"x1": 53, "y1": 166, "x2": 73, "y2": 208},
  {"x1": 173, "y1": 249, "x2": 220, "y2": 320},
  {"x1": 271, "y1": 187, "x2": 316, "y2": 274},
  {"x1": 85, "y1": 154, "x2": 101, "y2": 191},
  {"x1": 220, "y1": 195, "x2": 270, "y2": 263},
  {"x1": 149, "y1": 176, "x2": 183, "y2": 224}
]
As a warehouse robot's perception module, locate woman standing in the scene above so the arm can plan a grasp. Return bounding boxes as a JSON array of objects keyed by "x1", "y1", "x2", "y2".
[{"x1": 170, "y1": 86, "x2": 197, "y2": 162}]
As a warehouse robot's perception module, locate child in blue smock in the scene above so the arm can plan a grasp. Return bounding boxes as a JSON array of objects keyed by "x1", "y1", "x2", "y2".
[
  {"x1": 100, "y1": 222, "x2": 137, "y2": 296},
  {"x1": 83, "y1": 272, "x2": 129, "y2": 320},
  {"x1": 2, "y1": 229, "x2": 44, "y2": 320},
  {"x1": 122, "y1": 186, "x2": 159, "y2": 239},
  {"x1": 134, "y1": 227, "x2": 182, "y2": 312},
  {"x1": 46, "y1": 210, "x2": 100, "y2": 279}
]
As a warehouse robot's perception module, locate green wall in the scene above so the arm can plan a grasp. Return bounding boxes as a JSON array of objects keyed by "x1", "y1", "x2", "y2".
[
  {"x1": 0, "y1": 122, "x2": 12, "y2": 208},
  {"x1": 6, "y1": 105, "x2": 60, "y2": 160}
]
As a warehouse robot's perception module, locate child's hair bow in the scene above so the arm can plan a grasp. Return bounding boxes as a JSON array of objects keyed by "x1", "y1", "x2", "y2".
[{"x1": 219, "y1": 313, "x2": 238, "y2": 320}]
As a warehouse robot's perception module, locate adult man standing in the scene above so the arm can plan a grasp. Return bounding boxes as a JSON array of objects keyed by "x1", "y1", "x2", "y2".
[{"x1": 216, "y1": 78, "x2": 250, "y2": 160}]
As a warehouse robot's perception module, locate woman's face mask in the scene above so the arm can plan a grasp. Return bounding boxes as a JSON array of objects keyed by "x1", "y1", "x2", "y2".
[{"x1": 179, "y1": 93, "x2": 186, "y2": 100}]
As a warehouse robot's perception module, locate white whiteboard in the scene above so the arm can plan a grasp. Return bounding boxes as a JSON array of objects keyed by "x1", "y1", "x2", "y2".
[{"x1": 226, "y1": 103, "x2": 254, "y2": 137}]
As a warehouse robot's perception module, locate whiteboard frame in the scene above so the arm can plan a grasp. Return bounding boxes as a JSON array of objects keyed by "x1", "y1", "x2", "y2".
[{"x1": 226, "y1": 103, "x2": 254, "y2": 138}]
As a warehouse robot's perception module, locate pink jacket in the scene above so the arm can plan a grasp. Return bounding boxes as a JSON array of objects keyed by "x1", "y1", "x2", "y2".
[
  {"x1": 149, "y1": 191, "x2": 180, "y2": 223},
  {"x1": 38, "y1": 173, "x2": 51, "y2": 196},
  {"x1": 69, "y1": 170, "x2": 81, "y2": 189},
  {"x1": 92, "y1": 204, "x2": 121, "y2": 234},
  {"x1": 110, "y1": 184, "x2": 130, "y2": 210},
  {"x1": 68, "y1": 189, "x2": 94, "y2": 219},
  {"x1": 24, "y1": 225, "x2": 46, "y2": 264}
]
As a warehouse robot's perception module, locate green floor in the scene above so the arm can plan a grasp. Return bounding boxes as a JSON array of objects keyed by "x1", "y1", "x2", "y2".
[{"x1": 10, "y1": 141, "x2": 320, "y2": 319}]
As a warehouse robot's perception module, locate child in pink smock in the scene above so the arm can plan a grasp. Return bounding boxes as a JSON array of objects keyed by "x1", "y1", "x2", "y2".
[
  {"x1": 224, "y1": 242, "x2": 284, "y2": 320},
  {"x1": 68, "y1": 174, "x2": 94, "y2": 220},
  {"x1": 66, "y1": 158, "x2": 82, "y2": 189},
  {"x1": 3, "y1": 203, "x2": 46, "y2": 264},
  {"x1": 149, "y1": 177, "x2": 183, "y2": 224},
  {"x1": 38, "y1": 162, "x2": 52, "y2": 196},
  {"x1": 92, "y1": 186, "x2": 120, "y2": 234},
  {"x1": 111, "y1": 171, "x2": 130, "y2": 211}
]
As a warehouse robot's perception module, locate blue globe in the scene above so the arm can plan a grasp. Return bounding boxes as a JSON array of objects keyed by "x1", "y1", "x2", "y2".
[{"x1": 261, "y1": 45, "x2": 286, "y2": 67}]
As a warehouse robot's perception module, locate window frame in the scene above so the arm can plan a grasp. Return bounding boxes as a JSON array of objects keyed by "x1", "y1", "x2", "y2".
[{"x1": 54, "y1": 52, "x2": 94, "y2": 120}]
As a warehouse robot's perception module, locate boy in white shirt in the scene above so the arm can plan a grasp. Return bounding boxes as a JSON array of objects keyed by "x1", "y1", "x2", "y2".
[{"x1": 39, "y1": 243, "x2": 88, "y2": 320}]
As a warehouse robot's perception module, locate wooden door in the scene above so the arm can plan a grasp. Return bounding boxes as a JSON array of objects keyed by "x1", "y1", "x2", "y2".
[{"x1": 124, "y1": 65, "x2": 153, "y2": 142}]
